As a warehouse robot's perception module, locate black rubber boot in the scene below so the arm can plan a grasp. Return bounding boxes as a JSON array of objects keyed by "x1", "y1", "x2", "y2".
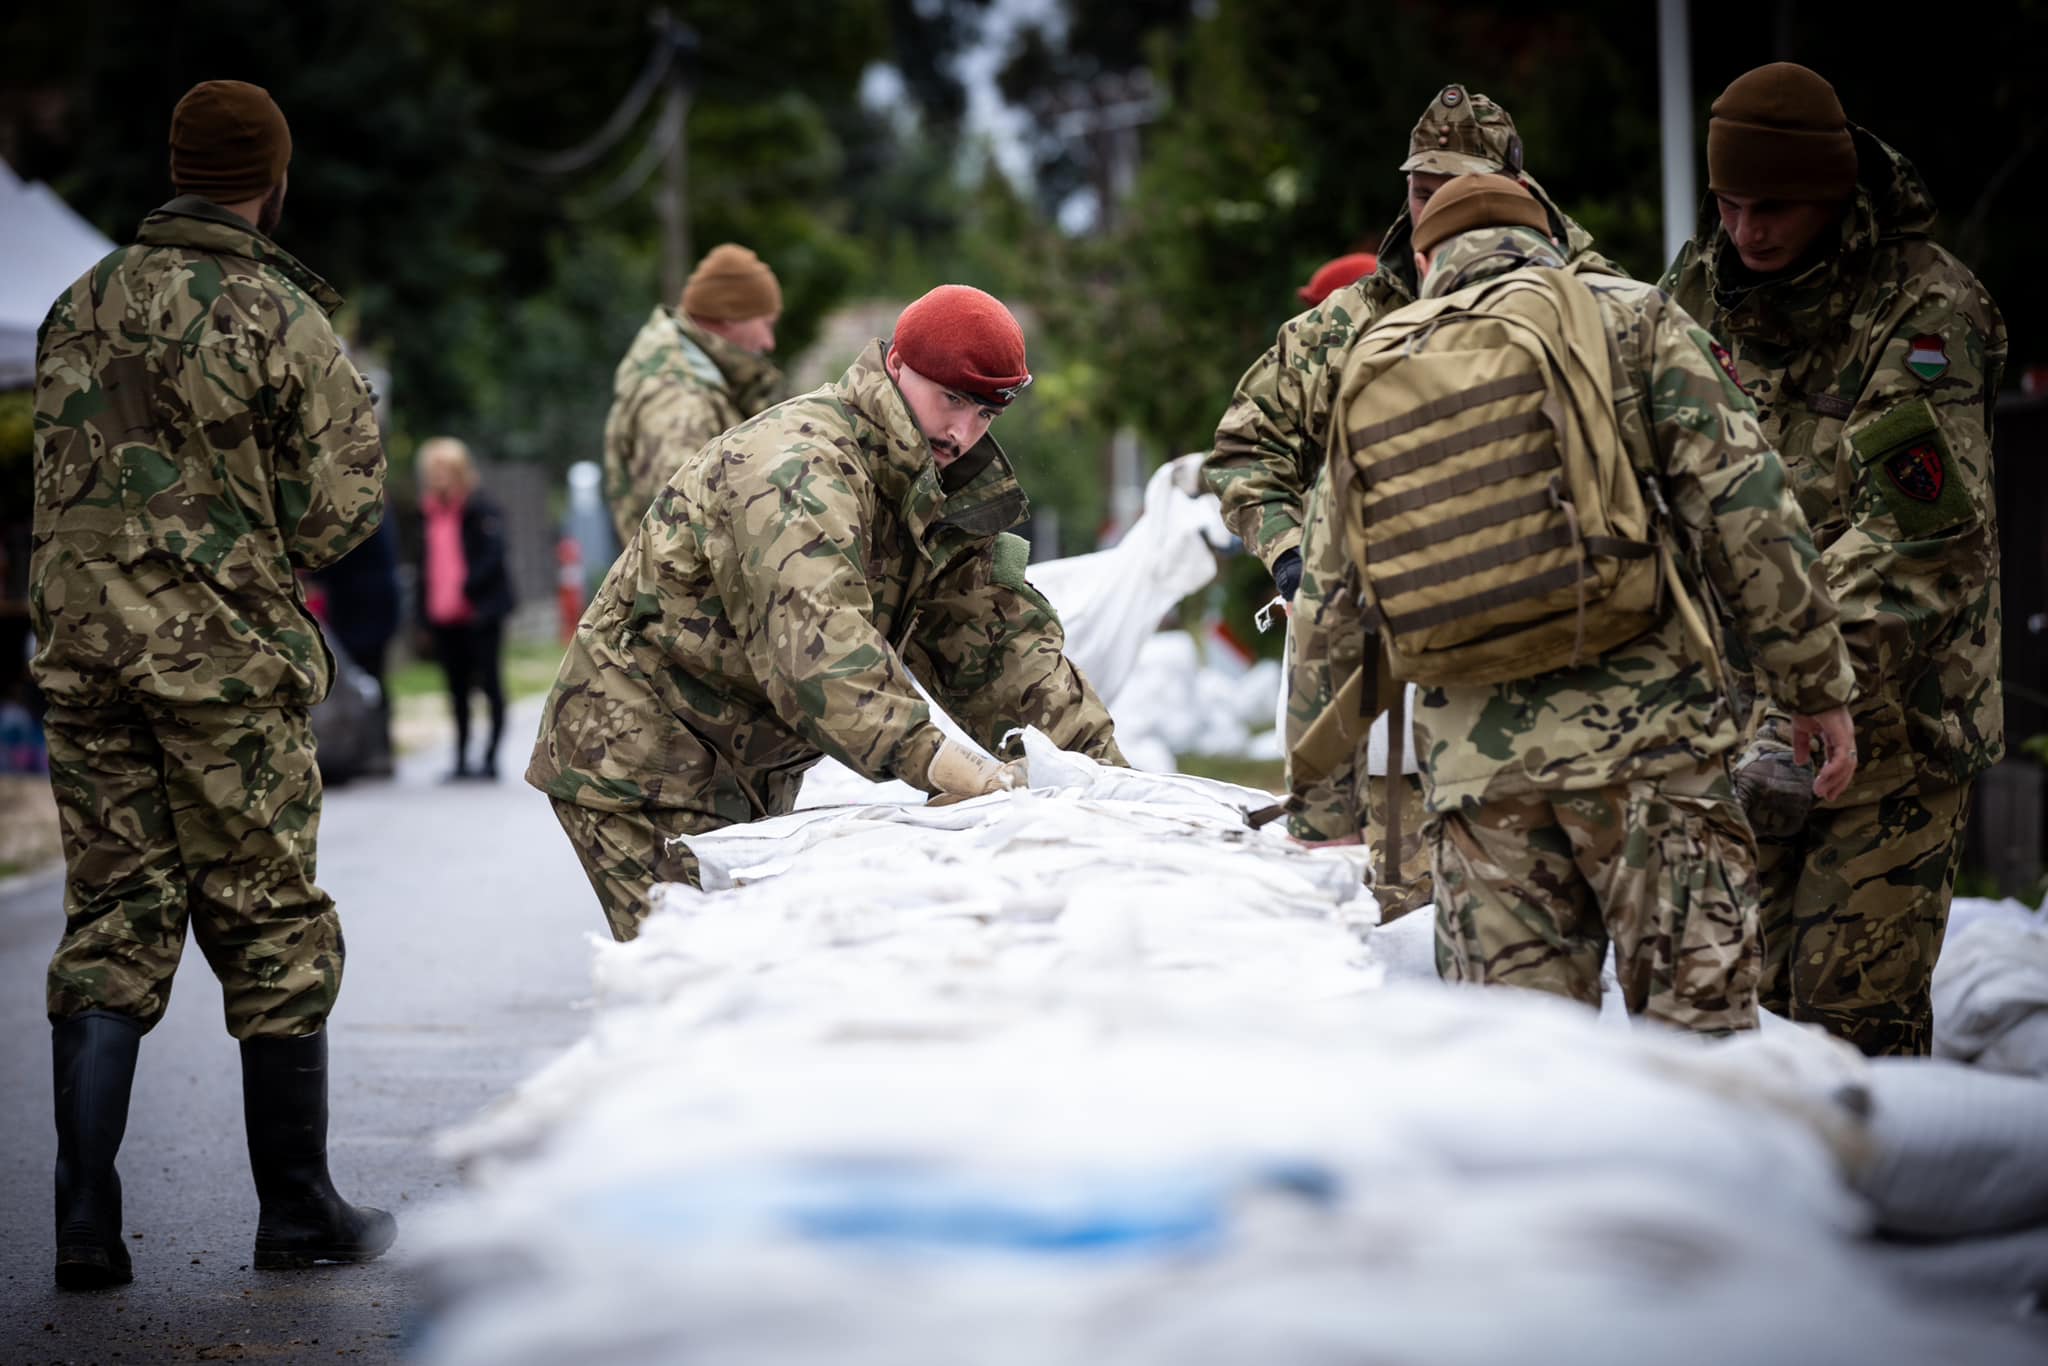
[
  {"x1": 52, "y1": 1010, "x2": 144, "y2": 1291},
  {"x1": 240, "y1": 1031, "x2": 396, "y2": 1269}
]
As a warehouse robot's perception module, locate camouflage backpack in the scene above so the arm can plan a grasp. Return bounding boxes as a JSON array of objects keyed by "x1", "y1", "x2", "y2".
[{"x1": 1329, "y1": 263, "x2": 1666, "y2": 687}]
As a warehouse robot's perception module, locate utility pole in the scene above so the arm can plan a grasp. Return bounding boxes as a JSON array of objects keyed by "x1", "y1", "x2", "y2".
[
  {"x1": 1040, "y1": 71, "x2": 1163, "y2": 541},
  {"x1": 1657, "y1": 0, "x2": 1696, "y2": 268},
  {"x1": 653, "y1": 10, "x2": 700, "y2": 304}
]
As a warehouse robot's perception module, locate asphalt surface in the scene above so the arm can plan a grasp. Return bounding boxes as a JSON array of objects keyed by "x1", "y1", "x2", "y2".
[{"x1": 0, "y1": 702, "x2": 598, "y2": 1364}]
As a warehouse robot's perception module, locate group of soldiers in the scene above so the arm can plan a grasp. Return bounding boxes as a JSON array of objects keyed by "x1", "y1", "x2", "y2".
[
  {"x1": 24, "y1": 57, "x2": 2002, "y2": 1293},
  {"x1": 1206, "y1": 65, "x2": 2003, "y2": 1055}
]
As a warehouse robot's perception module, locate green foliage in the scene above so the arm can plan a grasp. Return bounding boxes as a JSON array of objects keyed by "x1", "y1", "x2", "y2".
[
  {"x1": 3, "y1": 0, "x2": 901, "y2": 477},
  {"x1": 0, "y1": 391, "x2": 31, "y2": 468}
]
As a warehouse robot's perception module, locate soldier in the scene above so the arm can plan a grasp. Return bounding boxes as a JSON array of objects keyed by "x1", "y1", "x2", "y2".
[
  {"x1": 1296, "y1": 175, "x2": 1857, "y2": 1032},
  {"x1": 1209, "y1": 85, "x2": 1612, "y2": 915},
  {"x1": 1296, "y1": 251, "x2": 1378, "y2": 308},
  {"x1": 31, "y1": 81, "x2": 395, "y2": 1288},
  {"x1": 1664, "y1": 63, "x2": 2008, "y2": 1056},
  {"x1": 530, "y1": 284, "x2": 1125, "y2": 941},
  {"x1": 603, "y1": 242, "x2": 786, "y2": 544}
]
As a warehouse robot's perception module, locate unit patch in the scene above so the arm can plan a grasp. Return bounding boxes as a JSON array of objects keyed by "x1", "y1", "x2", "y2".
[{"x1": 1884, "y1": 443, "x2": 1945, "y2": 503}]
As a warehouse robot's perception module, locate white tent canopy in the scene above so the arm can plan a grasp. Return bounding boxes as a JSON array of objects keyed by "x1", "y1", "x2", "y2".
[{"x1": 1, "y1": 159, "x2": 116, "y2": 389}]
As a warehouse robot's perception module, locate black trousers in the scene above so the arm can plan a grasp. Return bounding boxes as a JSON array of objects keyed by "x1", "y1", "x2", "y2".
[{"x1": 428, "y1": 620, "x2": 505, "y2": 772}]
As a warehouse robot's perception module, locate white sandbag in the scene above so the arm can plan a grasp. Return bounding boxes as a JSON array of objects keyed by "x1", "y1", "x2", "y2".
[
  {"x1": 1933, "y1": 906, "x2": 2048, "y2": 1077},
  {"x1": 1029, "y1": 454, "x2": 1226, "y2": 704},
  {"x1": 1870, "y1": 1224, "x2": 2048, "y2": 1308},
  {"x1": 1110, "y1": 630, "x2": 1282, "y2": 767},
  {"x1": 415, "y1": 728, "x2": 2048, "y2": 1366},
  {"x1": 1855, "y1": 1058, "x2": 2048, "y2": 1237}
]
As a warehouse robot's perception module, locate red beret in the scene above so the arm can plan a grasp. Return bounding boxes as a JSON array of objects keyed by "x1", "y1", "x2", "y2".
[
  {"x1": 1297, "y1": 252, "x2": 1378, "y2": 305},
  {"x1": 890, "y1": 285, "x2": 1031, "y2": 407}
]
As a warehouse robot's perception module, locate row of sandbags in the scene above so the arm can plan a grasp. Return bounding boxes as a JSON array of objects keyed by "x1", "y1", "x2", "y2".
[{"x1": 416, "y1": 737, "x2": 2044, "y2": 1363}]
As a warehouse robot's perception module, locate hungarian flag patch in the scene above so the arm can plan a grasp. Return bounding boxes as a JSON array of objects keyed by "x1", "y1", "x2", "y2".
[
  {"x1": 1885, "y1": 442, "x2": 1945, "y2": 502},
  {"x1": 1905, "y1": 334, "x2": 1948, "y2": 382}
]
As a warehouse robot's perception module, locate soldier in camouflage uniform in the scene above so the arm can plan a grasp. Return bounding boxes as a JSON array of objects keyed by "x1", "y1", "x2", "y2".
[
  {"x1": 1664, "y1": 64, "x2": 2008, "y2": 1057},
  {"x1": 30, "y1": 81, "x2": 395, "y2": 1288},
  {"x1": 1208, "y1": 85, "x2": 1611, "y2": 914},
  {"x1": 1295, "y1": 176, "x2": 1856, "y2": 1032},
  {"x1": 531, "y1": 285, "x2": 1124, "y2": 940},
  {"x1": 603, "y1": 243, "x2": 786, "y2": 544}
]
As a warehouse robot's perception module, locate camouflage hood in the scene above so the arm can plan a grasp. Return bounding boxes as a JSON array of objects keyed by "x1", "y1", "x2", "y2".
[
  {"x1": 136, "y1": 195, "x2": 345, "y2": 315},
  {"x1": 1693, "y1": 127, "x2": 1938, "y2": 344},
  {"x1": 1418, "y1": 225, "x2": 1569, "y2": 300},
  {"x1": 1366, "y1": 170, "x2": 1601, "y2": 313},
  {"x1": 614, "y1": 307, "x2": 784, "y2": 414}
]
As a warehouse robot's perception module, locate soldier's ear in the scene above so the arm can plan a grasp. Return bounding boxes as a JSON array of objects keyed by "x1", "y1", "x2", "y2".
[
  {"x1": 884, "y1": 346, "x2": 903, "y2": 382},
  {"x1": 1413, "y1": 249, "x2": 1431, "y2": 282}
]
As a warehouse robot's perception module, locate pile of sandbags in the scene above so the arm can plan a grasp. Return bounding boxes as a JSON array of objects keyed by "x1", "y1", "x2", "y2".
[{"x1": 414, "y1": 735, "x2": 2043, "y2": 1364}]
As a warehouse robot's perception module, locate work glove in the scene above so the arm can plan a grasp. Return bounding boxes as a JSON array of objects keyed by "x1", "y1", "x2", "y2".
[
  {"x1": 1732, "y1": 739, "x2": 1814, "y2": 839},
  {"x1": 926, "y1": 739, "x2": 1025, "y2": 806},
  {"x1": 1272, "y1": 547, "x2": 1304, "y2": 601}
]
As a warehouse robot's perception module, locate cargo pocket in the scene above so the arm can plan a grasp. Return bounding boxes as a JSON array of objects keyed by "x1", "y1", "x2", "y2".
[{"x1": 1650, "y1": 794, "x2": 1761, "y2": 1031}]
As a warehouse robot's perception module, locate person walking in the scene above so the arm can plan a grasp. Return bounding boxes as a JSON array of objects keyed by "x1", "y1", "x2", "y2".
[
  {"x1": 29, "y1": 79, "x2": 395, "y2": 1288},
  {"x1": 417, "y1": 437, "x2": 516, "y2": 781}
]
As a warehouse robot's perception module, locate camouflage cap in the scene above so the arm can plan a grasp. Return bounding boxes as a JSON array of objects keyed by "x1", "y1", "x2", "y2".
[{"x1": 1399, "y1": 85, "x2": 1524, "y2": 177}]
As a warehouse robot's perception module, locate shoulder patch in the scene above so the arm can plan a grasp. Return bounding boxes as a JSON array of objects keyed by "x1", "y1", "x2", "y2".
[
  {"x1": 1884, "y1": 443, "x2": 1944, "y2": 502},
  {"x1": 1849, "y1": 396, "x2": 1972, "y2": 538},
  {"x1": 1904, "y1": 333, "x2": 1948, "y2": 382}
]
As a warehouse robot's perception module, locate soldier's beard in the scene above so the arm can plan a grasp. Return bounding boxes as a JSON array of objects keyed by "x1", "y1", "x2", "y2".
[{"x1": 257, "y1": 184, "x2": 285, "y2": 236}]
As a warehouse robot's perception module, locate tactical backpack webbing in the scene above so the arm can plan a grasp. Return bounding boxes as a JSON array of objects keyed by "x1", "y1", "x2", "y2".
[{"x1": 1294, "y1": 267, "x2": 1726, "y2": 888}]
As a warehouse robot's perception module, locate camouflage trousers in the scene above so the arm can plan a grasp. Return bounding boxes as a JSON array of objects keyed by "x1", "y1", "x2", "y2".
[
  {"x1": 1755, "y1": 782, "x2": 1970, "y2": 1058},
  {"x1": 549, "y1": 800, "x2": 713, "y2": 942},
  {"x1": 44, "y1": 701, "x2": 341, "y2": 1040},
  {"x1": 1365, "y1": 773, "x2": 1434, "y2": 922},
  {"x1": 1431, "y1": 758, "x2": 1760, "y2": 1034}
]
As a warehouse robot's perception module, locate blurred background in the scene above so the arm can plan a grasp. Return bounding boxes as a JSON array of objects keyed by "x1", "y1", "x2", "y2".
[{"x1": 2, "y1": 0, "x2": 2045, "y2": 882}]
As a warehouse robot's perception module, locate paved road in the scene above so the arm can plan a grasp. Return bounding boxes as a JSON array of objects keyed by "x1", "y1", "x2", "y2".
[{"x1": 0, "y1": 703, "x2": 598, "y2": 1363}]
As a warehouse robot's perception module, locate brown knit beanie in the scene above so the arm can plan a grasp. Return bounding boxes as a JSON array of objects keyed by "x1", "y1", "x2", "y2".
[
  {"x1": 1707, "y1": 62, "x2": 1857, "y2": 201},
  {"x1": 681, "y1": 244, "x2": 782, "y2": 321},
  {"x1": 1412, "y1": 173, "x2": 1551, "y2": 254},
  {"x1": 169, "y1": 80, "x2": 292, "y2": 201}
]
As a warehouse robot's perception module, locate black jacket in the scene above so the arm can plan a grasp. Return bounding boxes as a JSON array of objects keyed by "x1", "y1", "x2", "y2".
[{"x1": 418, "y1": 491, "x2": 515, "y2": 626}]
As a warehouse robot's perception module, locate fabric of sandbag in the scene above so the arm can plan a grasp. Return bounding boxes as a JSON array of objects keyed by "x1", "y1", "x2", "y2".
[
  {"x1": 1932, "y1": 903, "x2": 2048, "y2": 1077},
  {"x1": 410, "y1": 734, "x2": 2048, "y2": 1366},
  {"x1": 1027, "y1": 454, "x2": 1227, "y2": 705},
  {"x1": 1870, "y1": 1224, "x2": 2048, "y2": 1307},
  {"x1": 1855, "y1": 1058, "x2": 2048, "y2": 1237}
]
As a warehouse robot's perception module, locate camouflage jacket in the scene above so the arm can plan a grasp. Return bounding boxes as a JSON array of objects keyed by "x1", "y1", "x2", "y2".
[
  {"x1": 1664, "y1": 129, "x2": 2006, "y2": 801},
  {"x1": 29, "y1": 196, "x2": 385, "y2": 710},
  {"x1": 528, "y1": 342, "x2": 1124, "y2": 820},
  {"x1": 602, "y1": 306, "x2": 784, "y2": 544},
  {"x1": 1288, "y1": 229, "x2": 1852, "y2": 832},
  {"x1": 1206, "y1": 173, "x2": 1611, "y2": 572}
]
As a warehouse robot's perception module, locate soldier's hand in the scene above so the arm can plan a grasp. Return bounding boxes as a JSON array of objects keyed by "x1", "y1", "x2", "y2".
[
  {"x1": 1731, "y1": 741, "x2": 1813, "y2": 839},
  {"x1": 1272, "y1": 548, "x2": 1304, "y2": 601},
  {"x1": 926, "y1": 740, "x2": 1025, "y2": 805},
  {"x1": 1792, "y1": 706, "x2": 1857, "y2": 802}
]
